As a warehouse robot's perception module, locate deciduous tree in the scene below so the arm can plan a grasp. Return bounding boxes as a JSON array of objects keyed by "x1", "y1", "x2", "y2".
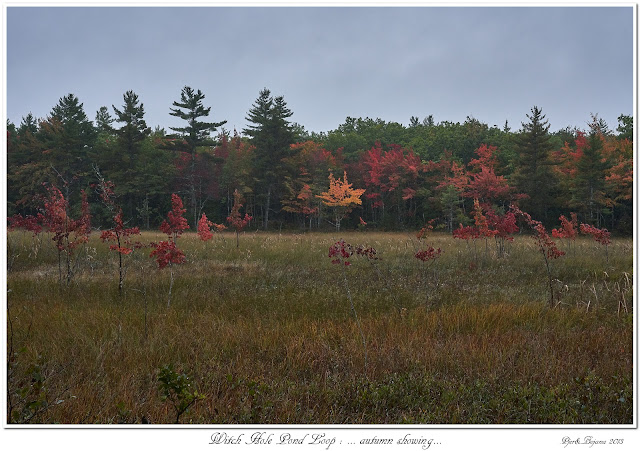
[
  {"x1": 226, "y1": 189, "x2": 252, "y2": 248},
  {"x1": 317, "y1": 171, "x2": 365, "y2": 231}
]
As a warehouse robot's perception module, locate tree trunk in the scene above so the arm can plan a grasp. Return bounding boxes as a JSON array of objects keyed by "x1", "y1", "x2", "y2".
[{"x1": 264, "y1": 186, "x2": 271, "y2": 230}]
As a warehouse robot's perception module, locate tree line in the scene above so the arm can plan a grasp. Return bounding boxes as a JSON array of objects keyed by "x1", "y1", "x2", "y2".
[{"x1": 6, "y1": 86, "x2": 633, "y2": 235}]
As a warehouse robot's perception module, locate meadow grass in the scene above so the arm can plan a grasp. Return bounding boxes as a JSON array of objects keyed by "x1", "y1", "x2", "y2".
[{"x1": 6, "y1": 230, "x2": 633, "y2": 424}]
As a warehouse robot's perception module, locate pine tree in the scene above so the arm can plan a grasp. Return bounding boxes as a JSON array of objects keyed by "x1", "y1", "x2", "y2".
[
  {"x1": 512, "y1": 106, "x2": 558, "y2": 222},
  {"x1": 113, "y1": 91, "x2": 151, "y2": 156},
  {"x1": 571, "y1": 116, "x2": 609, "y2": 225},
  {"x1": 169, "y1": 86, "x2": 227, "y2": 226},
  {"x1": 106, "y1": 91, "x2": 153, "y2": 219},
  {"x1": 243, "y1": 88, "x2": 295, "y2": 229},
  {"x1": 40, "y1": 93, "x2": 96, "y2": 202},
  {"x1": 18, "y1": 113, "x2": 38, "y2": 136},
  {"x1": 8, "y1": 115, "x2": 42, "y2": 214},
  {"x1": 95, "y1": 106, "x2": 115, "y2": 134},
  {"x1": 169, "y1": 86, "x2": 226, "y2": 149},
  {"x1": 616, "y1": 114, "x2": 633, "y2": 141}
]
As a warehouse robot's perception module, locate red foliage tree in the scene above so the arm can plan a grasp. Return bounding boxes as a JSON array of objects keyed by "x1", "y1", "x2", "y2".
[
  {"x1": 95, "y1": 173, "x2": 142, "y2": 293},
  {"x1": 151, "y1": 193, "x2": 188, "y2": 306},
  {"x1": 226, "y1": 189, "x2": 252, "y2": 248},
  {"x1": 8, "y1": 184, "x2": 91, "y2": 283},
  {"x1": 359, "y1": 143, "x2": 425, "y2": 224},
  {"x1": 465, "y1": 144, "x2": 513, "y2": 204},
  {"x1": 7, "y1": 214, "x2": 43, "y2": 236},
  {"x1": 580, "y1": 222, "x2": 611, "y2": 262},
  {"x1": 553, "y1": 131, "x2": 587, "y2": 178},
  {"x1": 415, "y1": 220, "x2": 443, "y2": 263},
  {"x1": 149, "y1": 240, "x2": 185, "y2": 269},
  {"x1": 159, "y1": 193, "x2": 190, "y2": 241},
  {"x1": 512, "y1": 205, "x2": 565, "y2": 306},
  {"x1": 486, "y1": 208, "x2": 519, "y2": 257},
  {"x1": 551, "y1": 213, "x2": 578, "y2": 254},
  {"x1": 552, "y1": 213, "x2": 578, "y2": 240},
  {"x1": 452, "y1": 224, "x2": 480, "y2": 241},
  {"x1": 41, "y1": 185, "x2": 91, "y2": 284},
  {"x1": 579, "y1": 223, "x2": 611, "y2": 246},
  {"x1": 197, "y1": 212, "x2": 226, "y2": 242}
]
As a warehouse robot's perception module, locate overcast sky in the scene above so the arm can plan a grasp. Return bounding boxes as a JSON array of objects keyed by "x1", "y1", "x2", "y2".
[{"x1": 6, "y1": 5, "x2": 634, "y2": 135}]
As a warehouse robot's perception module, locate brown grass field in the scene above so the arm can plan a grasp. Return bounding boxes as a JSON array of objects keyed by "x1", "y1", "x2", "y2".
[{"x1": 5, "y1": 230, "x2": 634, "y2": 424}]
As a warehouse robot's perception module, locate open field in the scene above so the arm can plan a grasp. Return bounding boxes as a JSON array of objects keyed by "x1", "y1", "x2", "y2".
[{"x1": 6, "y1": 230, "x2": 634, "y2": 424}]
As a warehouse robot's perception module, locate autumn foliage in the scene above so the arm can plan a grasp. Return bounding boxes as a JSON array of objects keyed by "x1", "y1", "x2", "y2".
[
  {"x1": 579, "y1": 223, "x2": 612, "y2": 246},
  {"x1": 226, "y1": 189, "x2": 252, "y2": 248},
  {"x1": 415, "y1": 220, "x2": 443, "y2": 263},
  {"x1": 100, "y1": 211, "x2": 141, "y2": 255},
  {"x1": 328, "y1": 239, "x2": 354, "y2": 266},
  {"x1": 552, "y1": 213, "x2": 579, "y2": 241},
  {"x1": 45, "y1": 186, "x2": 92, "y2": 283},
  {"x1": 8, "y1": 184, "x2": 92, "y2": 284},
  {"x1": 159, "y1": 193, "x2": 190, "y2": 241},
  {"x1": 149, "y1": 240, "x2": 186, "y2": 270},
  {"x1": 579, "y1": 222, "x2": 612, "y2": 262},
  {"x1": 511, "y1": 205, "x2": 565, "y2": 306},
  {"x1": 96, "y1": 178, "x2": 142, "y2": 255},
  {"x1": 317, "y1": 171, "x2": 365, "y2": 231},
  {"x1": 150, "y1": 194, "x2": 188, "y2": 270},
  {"x1": 197, "y1": 213, "x2": 226, "y2": 242},
  {"x1": 8, "y1": 214, "x2": 43, "y2": 236}
]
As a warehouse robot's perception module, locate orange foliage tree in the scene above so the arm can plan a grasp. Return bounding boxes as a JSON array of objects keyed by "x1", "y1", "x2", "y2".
[
  {"x1": 282, "y1": 183, "x2": 318, "y2": 229},
  {"x1": 316, "y1": 171, "x2": 365, "y2": 232}
]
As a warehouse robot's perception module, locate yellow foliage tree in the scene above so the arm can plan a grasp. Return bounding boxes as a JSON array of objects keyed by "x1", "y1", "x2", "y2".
[{"x1": 317, "y1": 171, "x2": 365, "y2": 231}]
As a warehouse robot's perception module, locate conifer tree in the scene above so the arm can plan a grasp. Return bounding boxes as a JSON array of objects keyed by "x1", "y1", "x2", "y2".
[
  {"x1": 95, "y1": 106, "x2": 115, "y2": 134},
  {"x1": 512, "y1": 106, "x2": 558, "y2": 222},
  {"x1": 169, "y1": 86, "x2": 227, "y2": 226},
  {"x1": 104, "y1": 91, "x2": 153, "y2": 219},
  {"x1": 616, "y1": 114, "x2": 633, "y2": 141},
  {"x1": 7, "y1": 114, "x2": 42, "y2": 214},
  {"x1": 571, "y1": 115, "x2": 609, "y2": 225},
  {"x1": 243, "y1": 88, "x2": 295, "y2": 229},
  {"x1": 113, "y1": 91, "x2": 151, "y2": 156},
  {"x1": 39, "y1": 94, "x2": 96, "y2": 203},
  {"x1": 18, "y1": 113, "x2": 38, "y2": 136},
  {"x1": 169, "y1": 86, "x2": 227, "y2": 149}
]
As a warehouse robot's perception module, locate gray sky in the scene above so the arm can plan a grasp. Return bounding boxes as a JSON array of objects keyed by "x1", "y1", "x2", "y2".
[{"x1": 6, "y1": 6, "x2": 634, "y2": 134}]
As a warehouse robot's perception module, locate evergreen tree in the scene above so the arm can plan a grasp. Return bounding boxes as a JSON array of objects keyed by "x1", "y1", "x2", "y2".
[
  {"x1": 6, "y1": 119, "x2": 18, "y2": 155},
  {"x1": 571, "y1": 116, "x2": 609, "y2": 225},
  {"x1": 512, "y1": 106, "x2": 558, "y2": 222},
  {"x1": 104, "y1": 90, "x2": 153, "y2": 219},
  {"x1": 39, "y1": 93, "x2": 96, "y2": 203},
  {"x1": 422, "y1": 115, "x2": 435, "y2": 127},
  {"x1": 169, "y1": 86, "x2": 226, "y2": 149},
  {"x1": 17, "y1": 113, "x2": 38, "y2": 136},
  {"x1": 95, "y1": 106, "x2": 115, "y2": 134},
  {"x1": 50, "y1": 93, "x2": 95, "y2": 142},
  {"x1": 169, "y1": 86, "x2": 227, "y2": 226},
  {"x1": 616, "y1": 114, "x2": 633, "y2": 141},
  {"x1": 243, "y1": 88, "x2": 296, "y2": 229},
  {"x1": 113, "y1": 91, "x2": 151, "y2": 156},
  {"x1": 6, "y1": 119, "x2": 21, "y2": 215}
]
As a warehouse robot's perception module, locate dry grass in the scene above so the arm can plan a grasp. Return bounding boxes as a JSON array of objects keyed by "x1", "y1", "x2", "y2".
[{"x1": 6, "y1": 230, "x2": 633, "y2": 424}]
